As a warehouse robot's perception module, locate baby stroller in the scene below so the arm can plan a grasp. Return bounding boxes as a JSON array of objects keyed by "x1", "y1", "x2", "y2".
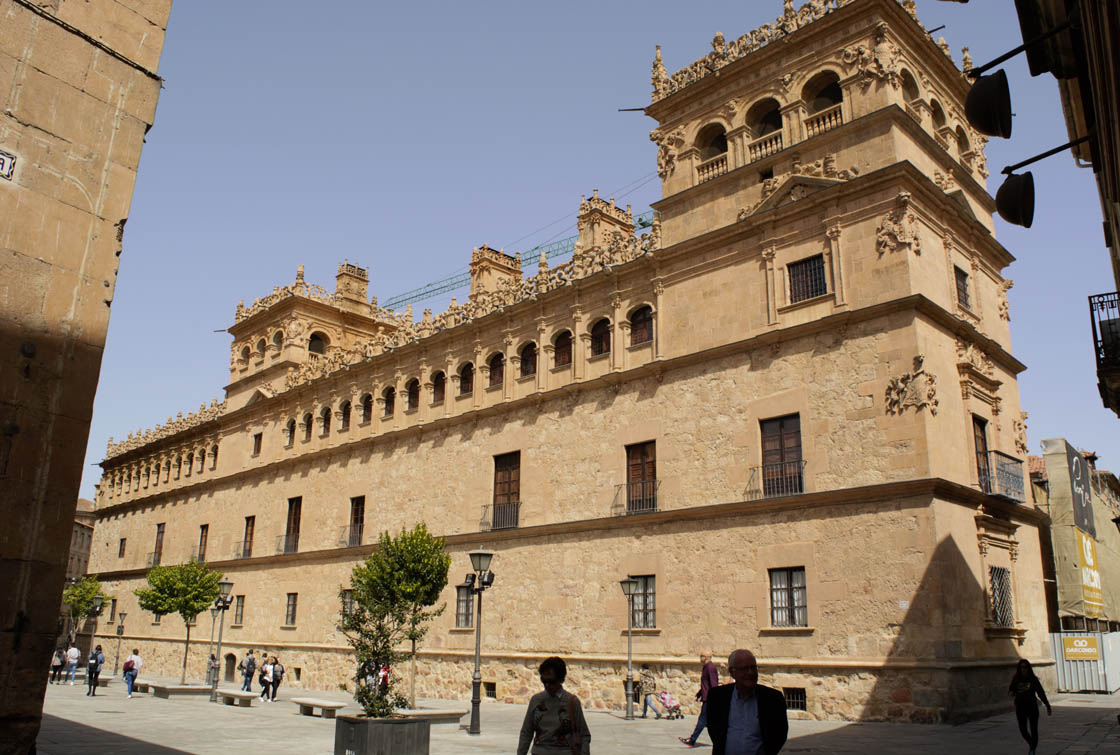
[{"x1": 658, "y1": 691, "x2": 684, "y2": 719}]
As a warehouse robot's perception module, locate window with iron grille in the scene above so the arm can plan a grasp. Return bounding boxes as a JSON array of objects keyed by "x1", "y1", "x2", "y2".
[
  {"x1": 285, "y1": 593, "x2": 298, "y2": 626},
  {"x1": 630, "y1": 575, "x2": 656, "y2": 628},
  {"x1": 989, "y1": 566, "x2": 1014, "y2": 627},
  {"x1": 233, "y1": 595, "x2": 244, "y2": 624},
  {"x1": 118, "y1": 538, "x2": 126, "y2": 558},
  {"x1": 625, "y1": 441, "x2": 657, "y2": 512},
  {"x1": 494, "y1": 452, "x2": 520, "y2": 506},
  {"x1": 955, "y1": 266, "x2": 971, "y2": 309},
  {"x1": 459, "y1": 363, "x2": 474, "y2": 394},
  {"x1": 630, "y1": 306, "x2": 654, "y2": 346},
  {"x1": 788, "y1": 254, "x2": 827, "y2": 303},
  {"x1": 590, "y1": 319, "x2": 611, "y2": 356},
  {"x1": 153, "y1": 613, "x2": 161, "y2": 624},
  {"x1": 761, "y1": 414, "x2": 803, "y2": 497},
  {"x1": 431, "y1": 373, "x2": 445, "y2": 404},
  {"x1": 520, "y1": 343, "x2": 537, "y2": 377},
  {"x1": 784, "y1": 687, "x2": 807, "y2": 711},
  {"x1": 554, "y1": 332, "x2": 573, "y2": 367},
  {"x1": 456, "y1": 586, "x2": 474, "y2": 628},
  {"x1": 488, "y1": 354, "x2": 504, "y2": 387},
  {"x1": 340, "y1": 590, "x2": 353, "y2": 616},
  {"x1": 484, "y1": 681, "x2": 497, "y2": 699},
  {"x1": 770, "y1": 567, "x2": 808, "y2": 627}
]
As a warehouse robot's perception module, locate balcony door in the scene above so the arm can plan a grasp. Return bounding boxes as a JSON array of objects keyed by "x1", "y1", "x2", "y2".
[
  {"x1": 974, "y1": 416, "x2": 991, "y2": 493},
  {"x1": 761, "y1": 414, "x2": 803, "y2": 496},
  {"x1": 349, "y1": 496, "x2": 365, "y2": 547},
  {"x1": 626, "y1": 441, "x2": 657, "y2": 512},
  {"x1": 285, "y1": 497, "x2": 302, "y2": 553},
  {"x1": 493, "y1": 452, "x2": 520, "y2": 529}
]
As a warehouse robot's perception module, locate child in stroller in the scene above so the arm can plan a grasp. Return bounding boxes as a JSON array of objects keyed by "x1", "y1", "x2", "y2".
[{"x1": 658, "y1": 690, "x2": 684, "y2": 719}]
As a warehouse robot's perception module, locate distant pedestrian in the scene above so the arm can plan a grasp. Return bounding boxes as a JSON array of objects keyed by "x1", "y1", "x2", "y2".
[
  {"x1": 517, "y1": 656, "x2": 591, "y2": 755},
  {"x1": 65, "y1": 644, "x2": 79, "y2": 684},
  {"x1": 1009, "y1": 658, "x2": 1051, "y2": 755},
  {"x1": 258, "y1": 658, "x2": 273, "y2": 701},
  {"x1": 50, "y1": 648, "x2": 65, "y2": 683},
  {"x1": 639, "y1": 664, "x2": 662, "y2": 719},
  {"x1": 679, "y1": 651, "x2": 718, "y2": 748},
  {"x1": 705, "y1": 649, "x2": 787, "y2": 755},
  {"x1": 270, "y1": 657, "x2": 284, "y2": 702},
  {"x1": 122, "y1": 648, "x2": 142, "y2": 698},
  {"x1": 207, "y1": 654, "x2": 218, "y2": 685},
  {"x1": 239, "y1": 649, "x2": 256, "y2": 691},
  {"x1": 86, "y1": 645, "x2": 105, "y2": 696}
]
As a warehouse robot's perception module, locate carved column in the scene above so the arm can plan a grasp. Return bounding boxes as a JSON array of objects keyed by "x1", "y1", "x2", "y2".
[
  {"x1": 444, "y1": 352, "x2": 455, "y2": 418},
  {"x1": 418, "y1": 359, "x2": 430, "y2": 423},
  {"x1": 503, "y1": 334, "x2": 515, "y2": 401},
  {"x1": 781, "y1": 102, "x2": 804, "y2": 148},
  {"x1": 572, "y1": 306, "x2": 585, "y2": 381},
  {"x1": 611, "y1": 293, "x2": 623, "y2": 372},
  {"x1": 618, "y1": 322, "x2": 632, "y2": 372},
  {"x1": 536, "y1": 319, "x2": 548, "y2": 392},
  {"x1": 392, "y1": 371, "x2": 403, "y2": 430},
  {"x1": 825, "y1": 223, "x2": 845, "y2": 305},
  {"x1": 763, "y1": 244, "x2": 778, "y2": 325},
  {"x1": 652, "y1": 279, "x2": 664, "y2": 360}
]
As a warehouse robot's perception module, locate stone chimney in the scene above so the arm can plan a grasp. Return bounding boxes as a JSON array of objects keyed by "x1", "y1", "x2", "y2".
[
  {"x1": 576, "y1": 189, "x2": 634, "y2": 251},
  {"x1": 335, "y1": 261, "x2": 370, "y2": 313},
  {"x1": 469, "y1": 244, "x2": 521, "y2": 298}
]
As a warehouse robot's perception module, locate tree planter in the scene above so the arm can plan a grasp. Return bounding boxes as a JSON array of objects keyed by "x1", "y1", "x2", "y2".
[{"x1": 334, "y1": 715, "x2": 430, "y2": 755}]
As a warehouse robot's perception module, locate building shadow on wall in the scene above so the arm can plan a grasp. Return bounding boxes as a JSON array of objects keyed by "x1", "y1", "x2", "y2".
[{"x1": 38, "y1": 714, "x2": 190, "y2": 754}]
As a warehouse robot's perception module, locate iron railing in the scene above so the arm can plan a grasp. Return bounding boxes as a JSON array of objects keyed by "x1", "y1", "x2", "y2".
[
  {"x1": 276, "y1": 533, "x2": 299, "y2": 555},
  {"x1": 481, "y1": 502, "x2": 521, "y2": 531},
  {"x1": 231, "y1": 540, "x2": 253, "y2": 560},
  {"x1": 190, "y1": 545, "x2": 208, "y2": 563},
  {"x1": 338, "y1": 524, "x2": 364, "y2": 548},
  {"x1": 1090, "y1": 292, "x2": 1120, "y2": 370},
  {"x1": 146, "y1": 551, "x2": 162, "y2": 568},
  {"x1": 978, "y1": 450, "x2": 1025, "y2": 502},
  {"x1": 612, "y1": 480, "x2": 659, "y2": 515},
  {"x1": 747, "y1": 460, "x2": 807, "y2": 500}
]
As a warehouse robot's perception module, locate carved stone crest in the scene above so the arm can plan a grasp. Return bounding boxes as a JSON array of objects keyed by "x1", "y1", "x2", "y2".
[
  {"x1": 886, "y1": 355, "x2": 939, "y2": 416},
  {"x1": 876, "y1": 192, "x2": 921, "y2": 256}
]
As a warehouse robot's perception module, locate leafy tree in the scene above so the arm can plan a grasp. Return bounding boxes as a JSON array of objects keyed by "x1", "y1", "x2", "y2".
[
  {"x1": 339, "y1": 523, "x2": 451, "y2": 715},
  {"x1": 62, "y1": 576, "x2": 108, "y2": 642},
  {"x1": 134, "y1": 558, "x2": 222, "y2": 683}
]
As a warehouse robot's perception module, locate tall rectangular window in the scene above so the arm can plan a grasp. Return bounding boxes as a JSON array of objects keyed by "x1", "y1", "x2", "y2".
[
  {"x1": 285, "y1": 593, "x2": 298, "y2": 626},
  {"x1": 788, "y1": 254, "x2": 827, "y2": 303},
  {"x1": 630, "y1": 575, "x2": 656, "y2": 628},
  {"x1": 955, "y1": 266, "x2": 971, "y2": 309},
  {"x1": 252, "y1": 432, "x2": 263, "y2": 456},
  {"x1": 348, "y1": 496, "x2": 365, "y2": 547},
  {"x1": 341, "y1": 589, "x2": 354, "y2": 616},
  {"x1": 493, "y1": 452, "x2": 521, "y2": 529},
  {"x1": 152, "y1": 523, "x2": 165, "y2": 566},
  {"x1": 456, "y1": 586, "x2": 474, "y2": 628},
  {"x1": 109, "y1": 599, "x2": 117, "y2": 623},
  {"x1": 285, "y1": 497, "x2": 302, "y2": 553},
  {"x1": 197, "y1": 524, "x2": 209, "y2": 562},
  {"x1": 769, "y1": 566, "x2": 808, "y2": 627},
  {"x1": 153, "y1": 612, "x2": 161, "y2": 624},
  {"x1": 973, "y1": 415, "x2": 991, "y2": 495},
  {"x1": 625, "y1": 441, "x2": 657, "y2": 513},
  {"x1": 233, "y1": 595, "x2": 245, "y2": 624},
  {"x1": 118, "y1": 538, "x2": 126, "y2": 558},
  {"x1": 989, "y1": 566, "x2": 1014, "y2": 626},
  {"x1": 241, "y1": 515, "x2": 255, "y2": 559},
  {"x1": 760, "y1": 414, "x2": 803, "y2": 497},
  {"x1": 554, "y1": 332, "x2": 572, "y2": 367}
]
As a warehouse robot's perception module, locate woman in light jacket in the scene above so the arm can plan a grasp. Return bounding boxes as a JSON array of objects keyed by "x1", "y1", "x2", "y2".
[{"x1": 517, "y1": 656, "x2": 591, "y2": 755}]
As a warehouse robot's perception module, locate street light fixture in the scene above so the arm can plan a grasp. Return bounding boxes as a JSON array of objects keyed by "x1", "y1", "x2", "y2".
[
  {"x1": 206, "y1": 606, "x2": 220, "y2": 685},
  {"x1": 619, "y1": 577, "x2": 639, "y2": 721},
  {"x1": 467, "y1": 549, "x2": 495, "y2": 736},
  {"x1": 209, "y1": 579, "x2": 234, "y2": 702},
  {"x1": 113, "y1": 612, "x2": 128, "y2": 675},
  {"x1": 87, "y1": 596, "x2": 104, "y2": 665}
]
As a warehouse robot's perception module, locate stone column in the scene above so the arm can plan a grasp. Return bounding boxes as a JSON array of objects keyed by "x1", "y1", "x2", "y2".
[
  {"x1": 445, "y1": 353, "x2": 455, "y2": 418},
  {"x1": 418, "y1": 359, "x2": 430, "y2": 423},
  {"x1": 763, "y1": 244, "x2": 778, "y2": 325},
  {"x1": 611, "y1": 294, "x2": 623, "y2": 372},
  {"x1": 781, "y1": 102, "x2": 804, "y2": 147},
  {"x1": 652, "y1": 279, "x2": 665, "y2": 360},
  {"x1": 536, "y1": 319, "x2": 548, "y2": 392},
  {"x1": 825, "y1": 223, "x2": 845, "y2": 305},
  {"x1": 473, "y1": 342, "x2": 483, "y2": 410},
  {"x1": 502, "y1": 334, "x2": 514, "y2": 401},
  {"x1": 618, "y1": 322, "x2": 631, "y2": 372},
  {"x1": 572, "y1": 307, "x2": 585, "y2": 381}
]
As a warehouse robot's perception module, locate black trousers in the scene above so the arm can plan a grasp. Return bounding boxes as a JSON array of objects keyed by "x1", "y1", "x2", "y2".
[
  {"x1": 1015, "y1": 700, "x2": 1039, "y2": 748},
  {"x1": 86, "y1": 667, "x2": 100, "y2": 694}
]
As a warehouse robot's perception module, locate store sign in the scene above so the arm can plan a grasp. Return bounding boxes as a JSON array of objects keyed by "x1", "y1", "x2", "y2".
[
  {"x1": 1067, "y1": 441, "x2": 1095, "y2": 537},
  {"x1": 1078, "y1": 529, "x2": 1105, "y2": 618},
  {"x1": 1063, "y1": 635, "x2": 1100, "y2": 661},
  {"x1": 0, "y1": 148, "x2": 16, "y2": 181}
]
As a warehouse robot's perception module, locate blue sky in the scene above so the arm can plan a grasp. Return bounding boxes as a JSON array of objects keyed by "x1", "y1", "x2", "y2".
[{"x1": 79, "y1": 0, "x2": 1118, "y2": 498}]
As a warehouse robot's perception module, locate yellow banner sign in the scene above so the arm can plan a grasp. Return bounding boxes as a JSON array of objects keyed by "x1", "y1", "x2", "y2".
[
  {"x1": 1063, "y1": 635, "x2": 1100, "y2": 661},
  {"x1": 1078, "y1": 530, "x2": 1105, "y2": 618}
]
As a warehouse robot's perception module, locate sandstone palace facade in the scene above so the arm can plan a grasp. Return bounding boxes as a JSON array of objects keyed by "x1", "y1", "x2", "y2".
[{"x1": 87, "y1": 0, "x2": 1049, "y2": 722}]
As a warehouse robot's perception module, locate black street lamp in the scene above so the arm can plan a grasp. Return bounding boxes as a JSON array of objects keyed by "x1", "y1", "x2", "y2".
[
  {"x1": 87, "y1": 596, "x2": 104, "y2": 661},
  {"x1": 206, "y1": 606, "x2": 220, "y2": 685},
  {"x1": 466, "y1": 548, "x2": 495, "y2": 736},
  {"x1": 619, "y1": 578, "x2": 639, "y2": 721},
  {"x1": 208, "y1": 580, "x2": 234, "y2": 702},
  {"x1": 113, "y1": 611, "x2": 127, "y2": 675}
]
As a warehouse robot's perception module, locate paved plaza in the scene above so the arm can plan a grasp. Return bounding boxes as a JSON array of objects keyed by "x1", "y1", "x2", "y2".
[{"x1": 34, "y1": 674, "x2": 1120, "y2": 754}]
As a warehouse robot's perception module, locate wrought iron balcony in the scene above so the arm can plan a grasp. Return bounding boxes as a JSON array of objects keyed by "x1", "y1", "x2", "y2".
[
  {"x1": 338, "y1": 524, "x2": 364, "y2": 548},
  {"x1": 612, "y1": 480, "x2": 659, "y2": 515},
  {"x1": 146, "y1": 551, "x2": 162, "y2": 568},
  {"x1": 1090, "y1": 292, "x2": 1120, "y2": 416},
  {"x1": 978, "y1": 450, "x2": 1025, "y2": 503},
  {"x1": 747, "y1": 460, "x2": 806, "y2": 500},
  {"x1": 230, "y1": 541, "x2": 253, "y2": 560},
  {"x1": 190, "y1": 545, "x2": 208, "y2": 563},
  {"x1": 481, "y1": 501, "x2": 521, "y2": 531},
  {"x1": 276, "y1": 533, "x2": 299, "y2": 555}
]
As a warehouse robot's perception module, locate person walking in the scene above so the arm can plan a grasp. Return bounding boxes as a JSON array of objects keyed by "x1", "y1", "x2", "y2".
[
  {"x1": 65, "y1": 644, "x2": 79, "y2": 685},
  {"x1": 86, "y1": 645, "x2": 105, "y2": 696},
  {"x1": 679, "y1": 651, "x2": 719, "y2": 748},
  {"x1": 49, "y1": 648, "x2": 65, "y2": 684},
  {"x1": 239, "y1": 649, "x2": 256, "y2": 692},
  {"x1": 639, "y1": 664, "x2": 662, "y2": 719},
  {"x1": 517, "y1": 656, "x2": 591, "y2": 755},
  {"x1": 206, "y1": 654, "x2": 218, "y2": 686},
  {"x1": 270, "y1": 657, "x2": 284, "y2": 702},
  {"x1": 1009, "y1": 658, "x2": 1051, "y2": 755},
  {"x1": 122, "y1": 648, "x2": 142, "y2": 698},
  {"x1": 705, "y1": 649, "x2": 788, "y2": 755},
  {"x1": 258, "y1": 657, "x2": 274, "y2": 702}
]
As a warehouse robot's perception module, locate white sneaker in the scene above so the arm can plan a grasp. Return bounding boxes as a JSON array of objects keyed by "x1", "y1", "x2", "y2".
[{"x1": 69, "y1": 682, "x2": 74, "y2": 686}]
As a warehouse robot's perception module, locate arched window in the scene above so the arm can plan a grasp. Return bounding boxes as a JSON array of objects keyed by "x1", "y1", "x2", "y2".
[
  {"x1": 185, "y1": 452, "x2": 194, "y2": 476},
  {"x1": 320, "y1": 406, "x2": 331, "y2": 435},
  {"x1": 431, "y1": 372, "x2": 446, "y2": 404},
  {"x1": 272, "y1": 330, "x2": 284, "y2": 352},
  {"x1": 210, "y1": 444, "x2": 218, "y2": 470},
  {"x1": 955, "y1": 125, "x2": 970, "y2": 156},
  {"x1": 488, "y1": 353, "x2": 504, "y2": 387},
  {"x1": 629, "y1": 306, "x2": 654, "y2": 346},
  {"x1": 197, "y1": 448, "x2": 206, "y2": 473},
  {"x1": 554, "y1": 331, "x2": 573, "y2": 367},
  {"x1": 459, "y1": 363, "x2": 474, "y2": 395},
  {"x1": 285, "y1": 418, "x2": 296, "y2": 447},
  {"x1": 255, "y1": 338, "x2": 266, "y2": 358},
  {"x1": 163, "y1": 459, "x2": 171, "y2": 483},
  {"x1": 361, "y1": 393, "x2": 373, "y2": 423},
  {"x1": 406, "y1": 379, "x2": 420, "y2": 411},
  {"x1": 900, "y1": 69, "x2": 920, "y2": 103},
  {"x1": 308, "y1": 332, "x2": 328, "y2": 355},
  {"x1": 930, "y1": 99, "x2": 947, "y2": 130},
  {"x1": 802, "y1": 71, "x2": 842, "y2": 113},
  {"x1": 302, "y1": 413, "x2": 313, "y2": 442},
  {"x1": 696, "y1": 123, "x2": 728, "y2": 160},
  {"x1": 340, "y1": 400, "x2": 351, "y2": 431},
  {"x1": 520, "y1": 343, "x2": 537, "y2": 377},
  {"x1": 590, "y1": 319, "x2": 611, "y2": 356},
  {"x1": 240, "y1": 346, "x2": 250, "y2": 364},
  {"x1": 747, "y1": 98, "x2": 782, "y2": 139},
  {"x1": 382, "y1": 386, "x2": 396, "y2": 416}
]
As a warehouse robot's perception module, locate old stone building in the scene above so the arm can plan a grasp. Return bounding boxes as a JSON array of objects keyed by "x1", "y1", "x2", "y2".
[
  {"x1": 0, "y1": 0, "x2": 170, "y2": 749},
  {"x1": 88, "y1": 0, "x2": 1048, "y2": 722}
]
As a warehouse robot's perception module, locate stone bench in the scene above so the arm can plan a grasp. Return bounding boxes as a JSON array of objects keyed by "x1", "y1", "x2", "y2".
[
  {"x1": 397, "y1": 707, "x2": 468, "y2": 725},
  {"x1": 133, "y1": 681, "x2": 151, "y2": 694},
  {"x1": 150, "y1": 684, "x2": 212, "y2": 699},
  {"x1": 291, "y1": 697, "x2": 348, "y2": 719},
  {"x1": 218, "y1": 690, "x2": 257, "y2": 707}
]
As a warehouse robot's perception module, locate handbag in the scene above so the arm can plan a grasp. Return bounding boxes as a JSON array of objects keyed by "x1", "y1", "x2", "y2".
[{"x1": 122, "y1": 659, "x2": 135, "y2": 673}]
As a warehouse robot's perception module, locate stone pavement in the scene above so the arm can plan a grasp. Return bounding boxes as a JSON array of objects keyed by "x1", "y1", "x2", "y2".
[{"x1": 36, "y1": 675, "x2": 1120, "y2": 754}]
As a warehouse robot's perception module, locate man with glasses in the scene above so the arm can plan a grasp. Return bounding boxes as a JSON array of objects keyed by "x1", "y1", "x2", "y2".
[{"x1": 704, "y1": 649, "x2": 787, "y2": 755}]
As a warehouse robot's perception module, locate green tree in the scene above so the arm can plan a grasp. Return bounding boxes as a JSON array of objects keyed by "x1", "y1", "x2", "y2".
[
  {"x1": 134, "y1": 558, "x2": 222, "y2": 683},
  {"x1": 339, "y1": 523, "x2": 451, "y2": 715},
  {"x1": 62, "y1": 576, "x2": 108, "y2": 642}
]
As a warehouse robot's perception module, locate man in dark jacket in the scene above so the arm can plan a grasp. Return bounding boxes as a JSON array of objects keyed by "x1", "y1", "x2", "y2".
[
  {"x1": 679, "y1": 651, "x2": 720, "y2": 748},
  {"x1": 705, "y1": 649, "x2": 788, "y2": 755}
]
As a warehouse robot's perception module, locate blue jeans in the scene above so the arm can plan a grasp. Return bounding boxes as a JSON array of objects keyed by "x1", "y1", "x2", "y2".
[
  {"x1": 242, "y1": 673, "x2": 253, "y2": 691},
  {"x1": 688, "y1": 700, "x2": 708, "y2": 745},
  {"x1": 124, "y1": 670, "x2": 137, "y2": 695},
  {"x1": 643, "y1": 693, "x2": 662, "y2": 717},
  {"x1": 65, "y1": 662, "x2": 77, "y2": 682}
]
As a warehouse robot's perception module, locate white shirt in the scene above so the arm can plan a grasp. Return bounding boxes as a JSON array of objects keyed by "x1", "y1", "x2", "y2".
[
  {"x1": 66, "y1": 648, "x2": 79, "y2": 663},
  {"x1": 126, "y1": 654, "x2": 143, "y2": 671},
  {"x1": 726, "y1": 688, "x2": 764, "y2": 755}
]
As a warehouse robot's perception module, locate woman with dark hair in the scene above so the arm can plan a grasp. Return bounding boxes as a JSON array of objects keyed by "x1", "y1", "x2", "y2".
[
  {"x1": 517, "y1": 656, "x2": 591, "y2": 755},
  {"x1": 1009, "y1": 658, "x2": 1051, "y2": 755}
]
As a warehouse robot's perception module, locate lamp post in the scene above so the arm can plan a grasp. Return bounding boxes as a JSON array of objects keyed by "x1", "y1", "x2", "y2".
[
  {"x1": 467, "y1": 548, "x2": 495, "y2": 736},
  {"x1": 113, "y1": 612, "x2": 127, "y2": 675},
  {"x1": 619, "y1": 577, "x2": 639, "y2": 721},
  {"x1": 87, "y1": 595, "x2": 104, "y2": 662},
  {"x1": 206, "y1": 606, "x2": 219, "y2": 685},
  {"x1": 208, "y1": 580, "x2": 234, "y2": 702}
]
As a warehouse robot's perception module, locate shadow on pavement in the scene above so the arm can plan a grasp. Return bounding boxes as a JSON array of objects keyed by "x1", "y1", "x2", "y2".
[{"x1": 37, "y1": 714, "x2": 191, "y2": 754}]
